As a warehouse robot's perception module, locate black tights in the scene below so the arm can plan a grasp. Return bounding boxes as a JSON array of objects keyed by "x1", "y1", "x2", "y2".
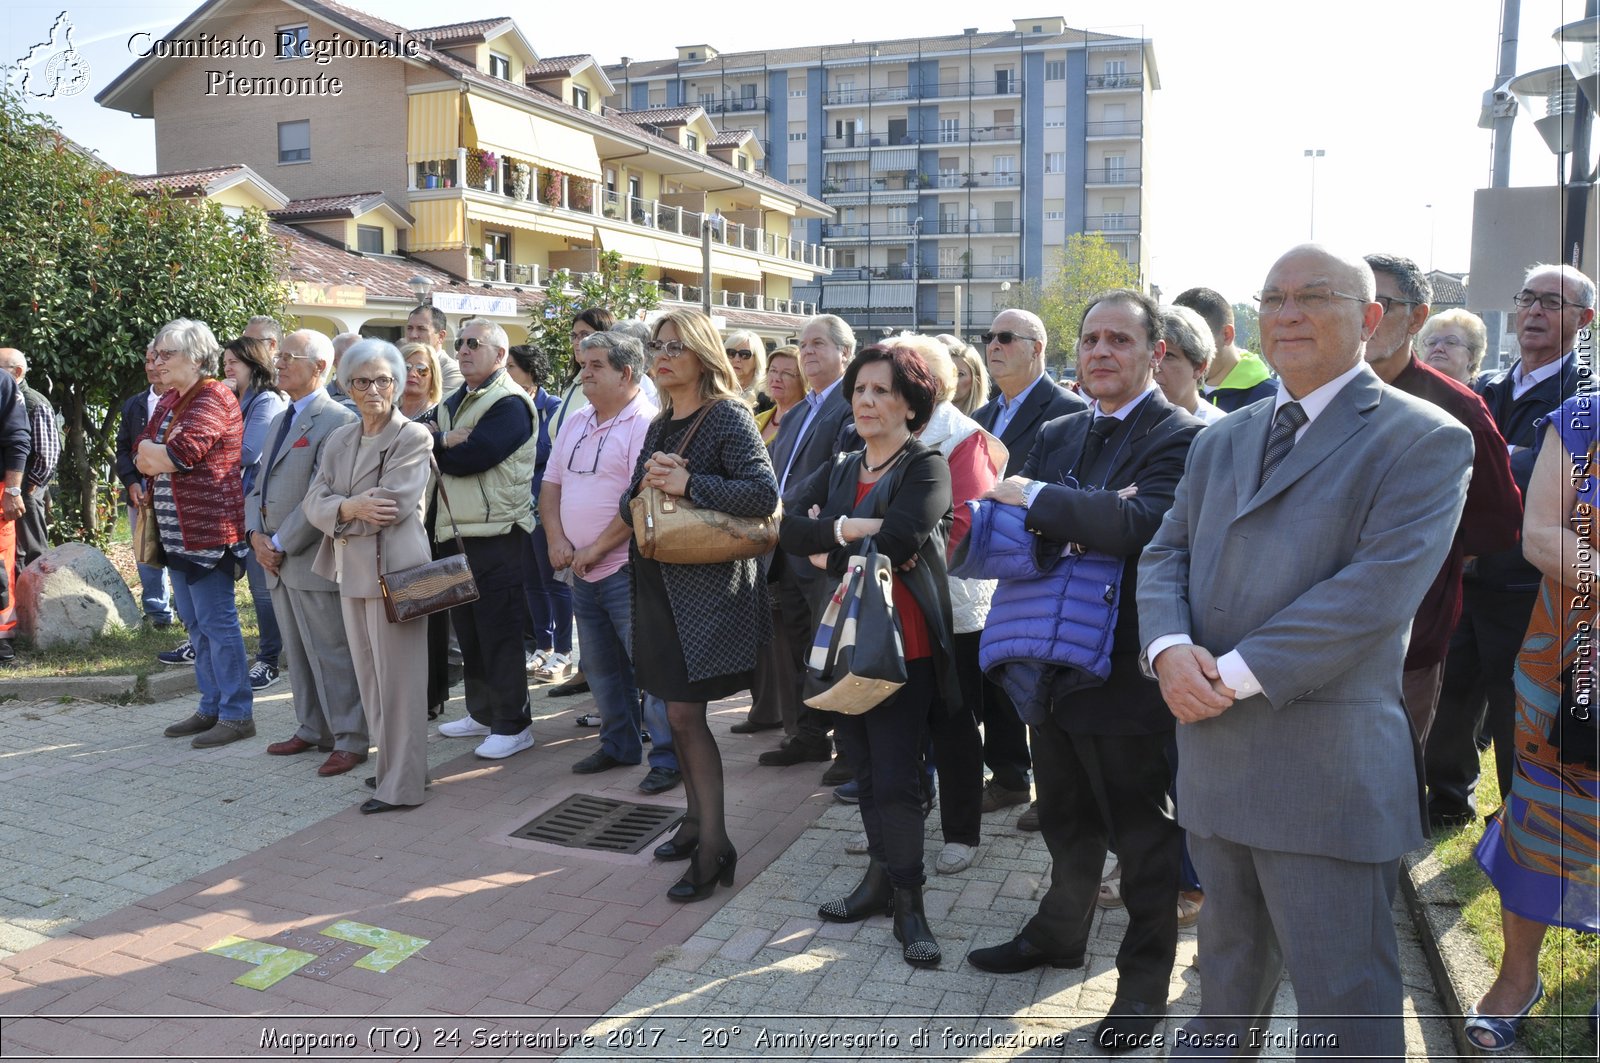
[{"x1": 667, "y1": 700, "x2": 728, "y2": 882}]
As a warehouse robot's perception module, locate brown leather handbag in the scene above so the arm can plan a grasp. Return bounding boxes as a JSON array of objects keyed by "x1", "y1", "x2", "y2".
[
  {"x1": 376, "y1": 454, "x2": 479, "y2": 623},
  {"x1": 630, "y1": 402, "x2": 780, "y2": 564}
]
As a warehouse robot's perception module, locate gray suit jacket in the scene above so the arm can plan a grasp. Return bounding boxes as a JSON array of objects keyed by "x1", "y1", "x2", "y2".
[
  {"x1": 245, "y1": 391, "x2": 357, "y2": 592},
  {"x1": 1137, "y1": 367, "x2": 1473, "y2": 863}
]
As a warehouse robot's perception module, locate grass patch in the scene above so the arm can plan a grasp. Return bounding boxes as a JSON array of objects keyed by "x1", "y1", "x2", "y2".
[{"x1": 1429, "y1": 747, "x2": 1599, "y2": 1057}]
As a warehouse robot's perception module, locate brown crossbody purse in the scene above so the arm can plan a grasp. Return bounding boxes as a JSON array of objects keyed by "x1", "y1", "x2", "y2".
[{"x1": 376, "y1": 452, "x2": 480, "y2": 623}]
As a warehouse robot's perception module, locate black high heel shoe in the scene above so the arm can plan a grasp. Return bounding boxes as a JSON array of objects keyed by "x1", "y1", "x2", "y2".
[
  {"x1": 666, "y1": 847, "x2": 736, "y2": 903},
  {"x1": 653, "y1": 818, "x2": 699, "y2": 861}
]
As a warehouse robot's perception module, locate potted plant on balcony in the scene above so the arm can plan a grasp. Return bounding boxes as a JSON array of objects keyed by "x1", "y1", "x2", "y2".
[
  {"x1": 959, "y1": 250, "x2": 973, "y2": 279},
  {"x1": 916, "y1": 173, "x2": 931, "y2": 188},
  {"x1": 477, "y1": 151, "x2": 498, "y2": 190},
  {"x1": 512, "y1": 162, "x2": 531, "y2": 200},
  {"x1": 570, "y1": 180, "x2": 593, "y2": 212},
  {"x1": 540, "y1": 172, "x2": 563, "y2": 208}
]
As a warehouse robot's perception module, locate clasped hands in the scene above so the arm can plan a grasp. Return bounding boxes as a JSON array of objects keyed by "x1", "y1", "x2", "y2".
[
  {"x1": 547, "y1": 531, "x2": 605, "y2": 579},
  {"x1": 642, "y1": 451, "x2": 690, "y2": 497},
  {"x1": 1152, "y1": 643, "x2": 1237, "y2": 724},
  {"x1": 250, "y1": 531, "x2": 285, "y2": 576}
]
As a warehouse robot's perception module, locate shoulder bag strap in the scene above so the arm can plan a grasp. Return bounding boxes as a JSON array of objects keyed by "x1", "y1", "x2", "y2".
[
  {"x1": 375, "y1": 447, "x2": 463, "y2": 576},
  {"x1": 670, "y1": 400, "x2": 719, "y2": 458}
]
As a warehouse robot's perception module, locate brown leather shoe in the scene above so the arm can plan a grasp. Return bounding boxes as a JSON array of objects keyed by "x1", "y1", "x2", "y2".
[
  {"x1": 266, "y1": 735, "x2": 330, "y2": 756},
  {"x1": 317, "y1": 750, "x2": 368, "y2": 777},
  {"x1": 1016, "y1": 801, "x2": 1042, "y2": 832}
]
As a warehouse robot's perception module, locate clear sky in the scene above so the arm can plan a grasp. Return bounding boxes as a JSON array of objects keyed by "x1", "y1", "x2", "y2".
[{"x1": 2, "y1": 0, "x2": 1590, "y2": 306}]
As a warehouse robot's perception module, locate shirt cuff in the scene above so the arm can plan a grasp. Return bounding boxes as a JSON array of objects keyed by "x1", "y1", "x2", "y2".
[
  {"x1": 270, "y1": 533, "x2": 282, "y2": 551},
  {"x1": 1216, "y1": 650, "x2": 1262, "y2": 700},
  {"x1": 1145, "y1": 633, "x2": 1193, "y2": 667},
  {"x1": 1021, "y1": 479, "x2": 1045, "y2": 508}
]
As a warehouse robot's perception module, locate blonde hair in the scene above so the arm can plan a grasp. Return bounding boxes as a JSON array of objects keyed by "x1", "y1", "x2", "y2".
[
  {"x1": 723, "y1": 328, "x2": 768, "y2": 404},
  {"x1": 888, "y1": 333, "x2": 956, "y2": 404},
  {"x1": 939, "y1": 335, "x2": 990, "y2": 417},
  {"x1": 399, "y1": 342, "x2": 443, "y2": 407},
  {"x1": 1417, "y1": 309, "x2": 1489, "y2": 378},
  {"x1": 651, "y1": 308, "x2": 743, "y2": 415}
]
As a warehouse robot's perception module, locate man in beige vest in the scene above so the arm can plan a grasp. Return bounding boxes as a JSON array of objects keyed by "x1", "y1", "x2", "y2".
[{"x1": 432, "y1": 319, "x2": 541, "y2": 759}]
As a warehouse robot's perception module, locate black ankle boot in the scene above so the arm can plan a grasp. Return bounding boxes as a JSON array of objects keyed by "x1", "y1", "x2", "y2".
[
  {"x1": 818, "y1": 859, "x2": 893, "y2": 923},
  {"x1": 891, "y1": 886, "x2": 940, "y2": 967}
]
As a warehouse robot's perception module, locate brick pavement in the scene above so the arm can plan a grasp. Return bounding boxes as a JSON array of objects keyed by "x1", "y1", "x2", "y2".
[{"x1": 0, "y1": 682, "x2": 1458, "y2": 1060}]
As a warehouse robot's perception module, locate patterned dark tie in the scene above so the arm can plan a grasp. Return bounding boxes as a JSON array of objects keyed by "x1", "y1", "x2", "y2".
[
  {"x1": 1078, "y1": 416, "x2": 1118, "y2": 481},
  {"x1": 1258, "y1": 401, "x2": 1307, "y2": 490}
]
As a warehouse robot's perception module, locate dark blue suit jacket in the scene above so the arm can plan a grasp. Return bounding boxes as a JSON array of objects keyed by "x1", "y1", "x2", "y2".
[{"x1": 975, "y1": 375, "x2": 1088, "y2": 477}]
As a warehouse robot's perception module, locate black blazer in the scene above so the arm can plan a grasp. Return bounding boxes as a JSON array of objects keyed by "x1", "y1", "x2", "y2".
[
  {"x1": 115, "y1": 388, "x2": 154, "y2": 490},
  {"x1": 1019, "y1": 389, "x2": 1203, "y2": 734},
  {"x1": 780, "y1": 441, "x2": 960, "y2": 711},
  {"x1": 770, "y1": 381, "x2": 855, "y2": 583},
  {"x1": 974, "y1": 376, "x2": 1089, "y2": 476}
]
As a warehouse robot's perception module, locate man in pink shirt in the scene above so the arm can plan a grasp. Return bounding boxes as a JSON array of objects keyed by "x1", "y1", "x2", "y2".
[{"x1": 542, "y1": 331, "x2": 678, "y2": 791}]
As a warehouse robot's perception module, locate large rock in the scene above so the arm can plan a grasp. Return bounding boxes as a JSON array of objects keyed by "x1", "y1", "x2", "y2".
[{"x1": 16, "y1": 543, "x2": 141, "y2": 649}]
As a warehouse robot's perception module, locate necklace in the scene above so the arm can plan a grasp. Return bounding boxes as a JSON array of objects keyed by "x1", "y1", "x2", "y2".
[{"x1": 862, "y1": 435, "x2": 913, "y2": 474}]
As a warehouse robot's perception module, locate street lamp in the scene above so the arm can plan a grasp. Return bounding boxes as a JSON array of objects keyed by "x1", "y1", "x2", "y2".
[
  {"x1": 407, "y1": 274, "x2": 433, "y2": 306},
  {"x1": 1425, "y1": 203, "x2": 1435, "y2": 271},
  {"x1": 1303, "y1": 149, "x2": 1325, "y2": 239},
  {"x1": 1508, "y1": 14, "x2": 1597, "y2": 270}
]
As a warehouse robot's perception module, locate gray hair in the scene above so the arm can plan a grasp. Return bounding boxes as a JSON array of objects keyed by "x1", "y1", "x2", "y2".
[
  {"x1": 1364, "y1": 253, "x2": 1432, "y2": 306},
  {"x1": 245, "y1": 316, "x2": 284, "y2": 345},
  {"x1": 1418, "y1": 308, "x2": 1490, "y2": 377},
  {"x1": 1160, "y1": 305, "x2": 1216, "y2": 372},
  {"x1": 802, "y1": 314, "x2": 856, "y2": 357},
  {"x1": 461, "y1": 317, "x2": 510, "y2": 353},
  {"x1": 337, "y1": 338, "x2": 406, "y2": 393},
  {"x1": 1525, "y1": 263, "x2": 1597, "y2": 308},
  {"x1": 284, "y1": 329, "x2": 334, "y2": 383},
  {"x1": 154, "y1": 318, "x2": 222, "y2": 376},
  {"x1": 578, "y1": 331, "x2": 647, "y2": 383},
  {"x1": 331, "y1": 332, "x2": 361, "y2": 365},
  {"x1": 608, "y1": 319, "x2": 652, "y2": 344}
]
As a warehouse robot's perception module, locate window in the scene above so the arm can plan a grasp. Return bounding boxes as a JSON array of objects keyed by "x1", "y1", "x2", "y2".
[
  {"x1": 356, "y1": 225, "x2": 384, "y2": 254},
  {"x1": 737, "y1": 155, "x2": 748, "y2": 171},
  {"x1": 484, "y1": 231, "x2": 510, "y2": 262},
  {"x1": 1043, "y1": 106, "x2": 1066, "y2": 129},
  {"x1": 789, "y1": 78, "x2": 807, "y2": 98},
  {"x1": 993, "y1": 154, "x2": 1016, "y2": 185},
  {"x1": 489, "y1": 52, "x2": 510, "y2": 80},
  {"x1": 275, "y1": 24, "x2": 308, "y2": 59},
  {"x1": 573, "y1": 86, "x2": 590, "y2": 110},
  {"x1": 938, "y1": 117, "x2": 960, "y2": 143},
  {"x1": 277, "y1": 120, "x2": 310, "y2": 164},
  {"x1": 788, "y1": 130, "x2": 807, "y2": 142},
  {"x1": 789, "y1": 164, "x2": 807, "y2": 184},
  {"x1": 1044, "y1": 152, "x2": 1065, "y2": 174},
  {"x1": 1103, "y1": 152, "x2": 1126, "y2": 181},
  {"x1": 1043, "y1": 209, "x2": 1065, "y2": 222},
  {"x1": 1104, "y1": 58, "x2": 1127, "y2": 76},
  {"x1": 1044, "y1": 59, "x2": 1066, "y2": 81},
  {"x1": 995, "y1": 67, "x2": 1015, "y2": 94},
  {"x1": 685, "y1": 132, "x2": 699, "y2": 151}
]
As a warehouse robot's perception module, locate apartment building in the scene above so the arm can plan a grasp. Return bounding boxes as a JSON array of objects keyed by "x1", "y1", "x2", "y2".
[
  {"x1": 97, "y1": 0, "x2": 833, "y2": 343},
  {"x1": 609, "y1": 18, "x2": 1156, "y2": 340}
]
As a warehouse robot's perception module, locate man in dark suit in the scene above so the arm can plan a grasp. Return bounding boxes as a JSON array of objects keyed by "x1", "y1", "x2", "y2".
[
  {"x1": 758, "y1": 314, "x2": 858, "y2": 768},
  {"x1": 1427, "y1": 263, "x2": 1597, "y2": 826},
  {"x1": 115, "y1": 345, "x2": 175, "y2": 628},
  {"x1": 967, "y1": 289, "x2": 1201, "y2": 1052},
  {"x1": 971, "y1": 308, "x2": 1087, "y2": 820},
  {"x1": 1139, "y1": 245, "x2": 1473, "y2": 1058}
]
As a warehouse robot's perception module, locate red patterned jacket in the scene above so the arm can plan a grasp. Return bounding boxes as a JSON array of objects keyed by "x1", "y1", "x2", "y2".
[{"x1": 139, "y1": 379, "x2": 246, "y2": 549}]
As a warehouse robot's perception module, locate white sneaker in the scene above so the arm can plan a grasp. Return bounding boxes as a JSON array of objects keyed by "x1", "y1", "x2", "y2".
[
  {"x1": 844, "y1": 831, "x2": 869, "y2": 855},
  {"x1": 438, "y1": 716, "x2": 491, "y2": 738},
  {"x1": 935, "y1": 842, "x2": 979, "y2": 875},
  {"x1": 474, "y1": 727, "x2": 535, "y2": 759}
]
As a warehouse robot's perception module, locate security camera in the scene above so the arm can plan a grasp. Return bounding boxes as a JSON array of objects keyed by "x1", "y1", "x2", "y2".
[{"x1": 1478, "y1": 82, "x2": 1518, "y2": 129}]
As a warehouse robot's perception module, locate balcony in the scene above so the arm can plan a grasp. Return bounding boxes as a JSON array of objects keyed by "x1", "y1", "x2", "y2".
[
  {"x1": 699, "y1": 94, "x2": 770, "y2": 115},
  {"x1": 1085, "y1": 213, "x2": 1140, "y2": 232},
  {"x1": 820, "y1": 174, "x2": 925, "y2": 195},
  {"x1": 821, "y1": 221, "x2": 922, "y2": 239},
  {"x1": 1085, "y1": 166, "x2": 1141, "y2": 186},
  {"x1": 822, "y1": 84, "x2": 918, "y2": 106},
  {"x1": 1086, "y1": 120, "x2": 1143, "y2": 138},
  {"x1": 934, "y1": 218, "x2": 1022, "y2": 235},
  {"x1": 1086, "y1": 73, "x2": 1143, "y2": 91},
  {"x1": 929, "y1": 263, "x2": 1020, "y2": 281},
  {"x1": 821, "y1": 79, "x2": 1024, "y2": 107},
  {"x1": 464, "y1": 259, "x2": 817, "y2": 316},
  {"x1": 820, "y1": 123, "x2": 1022, "y2": 151}
]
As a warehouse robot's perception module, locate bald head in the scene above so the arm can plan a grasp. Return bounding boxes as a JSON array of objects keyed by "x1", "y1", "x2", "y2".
[
  {"x1": 0, "y1": 348, "x2": 25, "y2": 382},
  {"x1": 986, "y1": 308, "x2": 1049, "y2": 399},
  {"x1": 1258, "y1": 244, "x2": 1384, "y2": 398}
]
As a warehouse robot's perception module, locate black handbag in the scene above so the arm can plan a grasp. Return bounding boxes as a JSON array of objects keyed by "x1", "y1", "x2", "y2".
[{"x1": 376, "y1": 453, "x2": 479, "y2": 624}]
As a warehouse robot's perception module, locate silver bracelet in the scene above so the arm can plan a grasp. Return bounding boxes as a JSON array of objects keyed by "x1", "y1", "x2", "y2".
[{"x1": 833, "y1": 515, "x2": 849, "y2": 547}]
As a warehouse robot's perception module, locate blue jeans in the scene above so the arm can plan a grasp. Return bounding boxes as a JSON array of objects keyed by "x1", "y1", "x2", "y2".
[
  {"x1": 523, "y1": 524, "x2": 573, "y2": 654},
  {"x1": 571, "y1": 566, "x2": 644, "y2": 765},
  {"x1": 169, "y1": 563, "x2": 253, "y2": 722},
  {"x1": 642, "y1": 693, "x2": 677, "y2": 772},
  {"x1": 127, "y1": 504, "x2": 173, "y2": 624},
  {"x1": 244, "y1": 552, "x2": 281, "y2": 666}
]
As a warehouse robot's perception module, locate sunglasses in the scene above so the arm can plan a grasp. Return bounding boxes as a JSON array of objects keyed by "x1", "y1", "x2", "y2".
[
  {"x1": 981, "y1": 331, "x2": 1037, "y2": 346},
  {"x1": 726, "y1": 348, "x2": 755, "y2": 360},
  {"x1": 455, "y1": 336, "x2": 491, "y2": 351}
]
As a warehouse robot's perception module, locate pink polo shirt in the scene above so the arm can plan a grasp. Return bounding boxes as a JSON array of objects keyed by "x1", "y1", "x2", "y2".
[{"x1": 544, "y1": 390, "x2": 659, "y2": 582}]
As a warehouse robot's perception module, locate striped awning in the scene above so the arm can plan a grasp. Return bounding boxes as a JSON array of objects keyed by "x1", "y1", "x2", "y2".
[
  {"x1": 407, "y1": 90, "x2": 460, "y2": 164},
  {"x1": 871, "y1": 149, "x2": 918, "y2": 172},
  {"x1": 466, "y1": 94, "x2": 603, "y2": 181}
]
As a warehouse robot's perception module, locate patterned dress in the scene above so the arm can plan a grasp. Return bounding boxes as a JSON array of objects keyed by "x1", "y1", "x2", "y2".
[{"x1": 1475, "y1": 394, "x2": 1600, "y2": 932}]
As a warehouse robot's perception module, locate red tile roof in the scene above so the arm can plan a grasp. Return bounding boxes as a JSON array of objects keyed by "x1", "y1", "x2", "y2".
[
  {"x1": 274, "y1": 221, "x2": 541, "y2": 309},
  {"x1": 409, "y1": 18, "x2": 513, "y2": 43},
  {"x1": 127, "y1": 165, "x2": 246, "y2": 196},
  {"x1": 615, "y1": 105, "x2": 705, "y2": 127},
  {"x1": 711, "y1": 129, "x2": 754, "y2": 148},
  {"x1": 528, "y1": 55, "x2": 591, "y2": 77},
  {"x1": 270, "y1": 192, "x2": 407, "y2": 223}
]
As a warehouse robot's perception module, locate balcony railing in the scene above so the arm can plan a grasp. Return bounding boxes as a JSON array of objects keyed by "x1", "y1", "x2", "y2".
[
  {"x1": 820, "y1": 175, "x2": 925, "y2": 194},
  {"x1": 464, "y1": 261, "x2": 818, "y2": 316},
  {"x1": 934, "y1": 218, "x2": 1021, "y2": 235},
  {"x1": 699, "y1": 94, "x2": 770, "y2": 114},
  {"x1": 1085, "y1": 214, "x2": 1140, "y2": 232},
  {"x1": 1085, "y1": 166, "x2": 1141, "y2": 185},
  {"x1": 820, "y1": 123, "x2": 1022, "y2": 150},
  {"x1": 1086, "y1": 120, "x2": 1143, "y2": 137},
  {"x1": 822, "y1": 79, "x2": 1024, "y2": 106},
  {"x1": 931, "y1": 263, "x2": 1020, "y2": 280},
  {"x1": 1086, "y1": 73, "x2": 1143, "y2": 90},
  {"x1": 821, "y1": 221, "x2": 922, "y2": 239}
]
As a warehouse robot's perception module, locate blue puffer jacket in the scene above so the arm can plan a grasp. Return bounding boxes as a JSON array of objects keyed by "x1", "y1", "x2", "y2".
[{"x1": 949, "y1": 499, "x2": 1123, "y2": 725}]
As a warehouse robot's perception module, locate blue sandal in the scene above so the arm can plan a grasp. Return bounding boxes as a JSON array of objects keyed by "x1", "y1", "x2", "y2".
[{"x1": 1464, "y1": 979, "x2": 1543, "y2": 1052}]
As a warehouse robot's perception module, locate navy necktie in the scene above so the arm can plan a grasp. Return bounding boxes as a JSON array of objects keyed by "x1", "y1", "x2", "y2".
[
  {"x1": 1078, "y1": 416, "x2": 1118, "y2": 481},
  {"x1": 1258, "y1": 402, "x2": 1307, "y2": 490},
  {"x1": 258, "y1": 411, "x2": 296, "y2": 503}
]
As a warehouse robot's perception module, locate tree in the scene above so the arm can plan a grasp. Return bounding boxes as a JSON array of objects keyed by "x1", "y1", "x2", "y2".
[
  {"x1": 1231, "y1": 302, "x2": 1261, "y2": 353},
  {"x1": 529, "y1": 251, "x2": 660, "y2": 381},
  {"x1": 0, "y1": 90, "x2": 288, "y2": 542},
  {"x1": 1026, "y1": 233, "x2": 1140, "y2": 370}
]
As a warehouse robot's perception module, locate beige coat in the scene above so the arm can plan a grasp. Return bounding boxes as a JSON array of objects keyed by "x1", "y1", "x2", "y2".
[{"x1": 304, "y1": 408, "x2": 433, "y2": 599}]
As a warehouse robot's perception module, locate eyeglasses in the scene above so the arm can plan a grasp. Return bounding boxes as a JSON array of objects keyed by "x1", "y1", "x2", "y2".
[
  {"x1": 274, "y1": 351, "x2": 314, "y2": 364},
  {"x1": 350, "y1": 376, "x2": 396, "y2": 392},
  {"x1": 980, "y1": 331, "x2": 1037, "y2": 346},
  {"x1": 1512, "y1": 289, "x2": 1581, "y2": 312},
  {"x1": 1254, "y1": 288, "x2": 1367, "y2": 315},
  {"x1": 456, "y1": 336, "x2": 490, "y2": 351},
  {"x1": 726, "y1": 348, "x2": 755, "y2": 361},
  {"x1": 405, "y1": 363, "x2": 431, "y2": 376},
  {"x1": 152, "y1": 349, "x2": 182, "y2": 362},
  {"x1": 565, "y1": 419, "x2": 616, "y2": 475},
  {"x1": 1374, "y1": 295, "x2": 1417, "y2": 315},
  {"x1": 647, "y1": 340, "x2": 689, "y2": 358},
  {"x1": 1423, "y1": 335, "x2": 1466, "y2": 350}
]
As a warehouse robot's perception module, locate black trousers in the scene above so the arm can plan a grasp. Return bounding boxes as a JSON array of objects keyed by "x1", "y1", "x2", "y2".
[
  {"x1": 1023, "y1": 721, "x2": 1179, "y2": 1008},
  {"x1": 1425, "y1": 584, "x2": 1533, "y2": 817},
  {"x1": 447, "y1": 530, "x2": 533, "y2": 735},
  {"x1": 835, "y1": 660, "x2": 935, "y2": 888},
  {"x1": 16, "y1": 486, "x2": 50, "y2": 568},
  {"x1": 778, "y1": 564, "x2": 834, "y2": 750},
  {"x1": 981, "y1": 666, "x2": 1031, "y2": 792},
  {"x1": 931, "y1": 632, "x2": 989, "y2": 846}
]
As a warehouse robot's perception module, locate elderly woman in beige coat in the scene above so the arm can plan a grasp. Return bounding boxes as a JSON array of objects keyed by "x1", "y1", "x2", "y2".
[{"x1": 304, "y1": 339, "x2": 434, "y2": 814}]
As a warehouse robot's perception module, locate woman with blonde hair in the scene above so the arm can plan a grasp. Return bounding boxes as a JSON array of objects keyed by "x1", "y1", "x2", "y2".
[
  {"x1": 755, "y1": 345, "x2": 803, "y2": 444},
  {"x1": 398, "y1": 342, "x2": 443, "y2": 420},
  {"x1": 938, "y1": 334, "x2": 990, "y2": 418},
  {"x1": 1417, "y1": 309, "x2": 1489, "y2": 387},
  {"x1": 723, "y1": 328, "x2": 770, "y2": 413},
  {"x1": 626, "y1": 308, "x2": 778, "y2": 902}
]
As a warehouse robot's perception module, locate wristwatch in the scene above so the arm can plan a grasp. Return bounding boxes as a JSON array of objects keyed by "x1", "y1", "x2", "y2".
[{"x1": 2, "y1": 487, "x2": 20, "y2": 497}]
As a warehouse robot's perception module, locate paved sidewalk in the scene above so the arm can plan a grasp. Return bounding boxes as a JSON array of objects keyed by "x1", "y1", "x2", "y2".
[{"x1": 0, "y1": 684, "x2": 1458, "y2": 1060}]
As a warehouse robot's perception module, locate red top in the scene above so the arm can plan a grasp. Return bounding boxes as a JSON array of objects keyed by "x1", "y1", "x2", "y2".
[
  {"x1": 945, "y1": 431, "x2": 1001, "y2": 556},
  {"x1": 855, "y1": 481, "x2": 931, "y2": 660}
]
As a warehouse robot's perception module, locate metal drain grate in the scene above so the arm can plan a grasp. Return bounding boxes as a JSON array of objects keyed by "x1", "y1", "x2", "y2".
[{"x1": 512, "y1": 794, "x2": 681, "y2": 854}]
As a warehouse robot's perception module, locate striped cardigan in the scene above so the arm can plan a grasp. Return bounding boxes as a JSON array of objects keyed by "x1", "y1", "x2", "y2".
[{"x1": 140, "y1": 379, "x2": 247, "y2": 551}]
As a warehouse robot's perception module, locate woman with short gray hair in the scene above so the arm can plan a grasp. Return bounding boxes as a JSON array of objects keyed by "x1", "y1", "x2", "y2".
[{"x1": 1154, "y1": 306, "x2": 1225, "y2": 425}]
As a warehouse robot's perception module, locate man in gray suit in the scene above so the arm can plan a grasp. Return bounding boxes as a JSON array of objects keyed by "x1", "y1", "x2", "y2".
[
  {"x1": 247, "y1": 330, "x2": 366, "y2": 777},
  {"x1": 1138, "y1": 245, "x2": 1473, "y2": 1058}
]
